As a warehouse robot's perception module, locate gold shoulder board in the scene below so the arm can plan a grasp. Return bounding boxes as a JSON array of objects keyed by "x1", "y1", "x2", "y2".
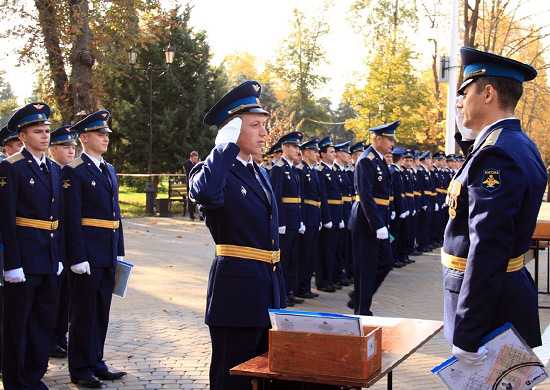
[
  {"x1": 68, "y1": 157, "x2": 84, "y2": 168},
  {"x1": 481, "y1": 128, "x2": 503, "y2": 148},
  {"x1": 6, "y1": 152, "x2": 24, "y2": 164}
]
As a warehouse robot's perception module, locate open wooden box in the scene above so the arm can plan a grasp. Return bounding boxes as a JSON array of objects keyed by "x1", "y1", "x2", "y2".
[{"x1": 268, "y1": 325, "x2": 382, "y2": 380}]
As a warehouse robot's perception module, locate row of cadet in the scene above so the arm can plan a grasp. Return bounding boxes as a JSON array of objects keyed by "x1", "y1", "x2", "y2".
[
  {"x1": 257, "y1": 127, "x2": 465, "y2": 313},
  {"x1": 0, "y1": 103, "x2": 126, "y2": 389}
]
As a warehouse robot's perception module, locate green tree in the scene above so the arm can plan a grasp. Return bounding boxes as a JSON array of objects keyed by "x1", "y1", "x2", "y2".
[{"x1": 0, "y1": 70, "x2": 18, "y2": 124}]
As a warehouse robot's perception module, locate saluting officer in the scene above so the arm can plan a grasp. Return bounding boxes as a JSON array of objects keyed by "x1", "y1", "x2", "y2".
[
  {"x1": 349, "y1": 121, "x2": 397, "y2": 316},
  {"x1": 0, "y1": 103, "x2": 64, "y2": 390},
  {"x1": 63, "y1": 110, "x2": 126, "y2": 388},
  {"x1": 443, "y1": 47, "x2": 546, "y2": 363},
  {"x1": 189, "y1": 81, "x2": 287, "y2": 390},
  {"x1": 296, "y1": 138, "x2": 325, "y2": 299},
  {"x1": 48, "y1": 125, "x2": 78, "y2": 359},
  {"x1": 270, "y1": 131, "x2": 305, "y2": 306},
  {"x1": 316, "y1": 136, "x2": 343, "y2": 293}
]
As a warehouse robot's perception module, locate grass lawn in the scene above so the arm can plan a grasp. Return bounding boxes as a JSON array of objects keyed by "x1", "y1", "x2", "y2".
[{"x1": 118, "y1": 185, "x2": 185, "y2": 218}]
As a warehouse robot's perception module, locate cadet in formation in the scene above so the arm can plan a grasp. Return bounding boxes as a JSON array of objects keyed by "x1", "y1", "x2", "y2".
[
  {"x1": 63, "y1": 110, "x2": 126, "y2": 388},
  {"x1": 0, "y1": 103, "x2": 64, "y2": 390},
  {"x1": 443, "y1": 47, "x2": 546, "y2": 363}
]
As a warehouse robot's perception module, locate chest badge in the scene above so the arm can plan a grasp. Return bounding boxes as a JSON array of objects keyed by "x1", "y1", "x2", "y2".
[
  {"x1": 91, "y1": 180, "x2": 96, "y2": 187},
  {"x1": 377, "y1": 176, "x2": 383, "y2": 182},
  {"x1": 0, "y1": 177, "x2": 6, "y2": 187},
  {"x1": 446, "y1": 180, "x2": 462, "y2": 219},
  {"x1": 62, "y1": 179, "x2": 71, "y2": 189},
  {"x1": 241, "y1": 186, "x2": 247, "y2": 197},
  {"x1": 481, "y1": 169, "x2": 501, "y2": 192},
  {"x1": 29, "y1": 178, "x2": 35, "y2": 186}
]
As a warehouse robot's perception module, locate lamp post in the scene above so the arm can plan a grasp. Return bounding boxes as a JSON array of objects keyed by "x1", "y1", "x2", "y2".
[{"x1": 128, "y1": 44, "x2": 175, "y2": 214}]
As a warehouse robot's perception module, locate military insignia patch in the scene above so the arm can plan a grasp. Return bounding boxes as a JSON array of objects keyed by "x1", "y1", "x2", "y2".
[
  {"x1": 0, "y1": 177, "x2": 6, "y2": 187},
  {"x1": 29, "y1": 178, "x2": 35, "y2": 186},
  {"x1": 241, "y1": 185, "x2": 247, "y2": 197},
  {"x1": 62, "y1": 179, "x2": 71, "y2": 189},
  {"x1": 33, "y1": 103, "x2": 45, "y2": 110},
  {"x1": 481, "y1": 169, "x2": 501, "y2": 192}
]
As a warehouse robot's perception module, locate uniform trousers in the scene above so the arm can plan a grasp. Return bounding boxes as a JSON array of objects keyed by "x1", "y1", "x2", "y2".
[
  {"x1": 3, "y1": 274, "x2": 58, "y2": 390},
  {"x1": 68, "y1": 267, "x2": 115, "y2": 379},
  {"x1": 317, "y1": 227, "x2": 337, "y2": 288},
  {"x1": 352, "y1": 226, "x2": 393, "y2": 316},
  {"x1": 280, "y1": 230, "x2": 300, "y2": 295},
  {"x1": 298, "y1": 227, "x2": 319, "y2": 295},
  {"x1": 52, "y1": 270, "x2": 69, "y2": 350}
]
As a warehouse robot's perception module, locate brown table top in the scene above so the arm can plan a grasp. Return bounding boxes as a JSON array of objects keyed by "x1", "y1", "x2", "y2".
[
  {"x1": 534, "y1": 204, "x2": 550, "y2": 240},
  {"x1": 230, "y1": 316, "x2": 443, "y2": 388}
]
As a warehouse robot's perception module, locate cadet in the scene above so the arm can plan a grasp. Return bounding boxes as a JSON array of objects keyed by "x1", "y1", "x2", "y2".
[
  {"x1": 389, "y1": 147, "x2": 410, "y2": 268},
  {"x1": 334, "y1": 141, "x2": 353, "y2": 286},
  {"x1": 398, "y1": 149, "x2": 416, "y2": 263},
  {"x1": 270, "y1": 131, "x2": 304, "y2": 305},
  {"x1": 349, "y1": 121, "x2": 397, "y2": 316},
  {"x1": 63, "y1": 110, "x2": 126, "y2": 388},
  {"x1": 415, "y1": 151, "x2": 433, "y2": 252},
  {"x1": 48, "y1": 125, "x2": 78, "y2": 359},
  {"x1": 316, "y1": 137, "x2": 343, "y2": 293},
  {"x1": 0, "y1": 125, "x2": 23, "y2": 157},
  {"x1": 296, "y1": 138, "x2": 325, "y2": 299},
  {"x1": 189, "y1": 81, "x2": 286, "y2": 390},
  {"x1": 443, "y1": 47, "x2": 546, "y2": 363},
  {"x1": 0, "y1": 103, "x2": 64, "y2": 390}
]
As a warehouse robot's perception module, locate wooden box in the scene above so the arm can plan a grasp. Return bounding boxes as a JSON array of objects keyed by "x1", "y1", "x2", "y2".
[{"x1": 268, "y1": 326, "x2": 382, "y2": 380}]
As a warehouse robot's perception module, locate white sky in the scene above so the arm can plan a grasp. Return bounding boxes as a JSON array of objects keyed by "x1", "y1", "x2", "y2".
[{"x1": 1, "y1": 0, "x2": 549, "y2": 105}]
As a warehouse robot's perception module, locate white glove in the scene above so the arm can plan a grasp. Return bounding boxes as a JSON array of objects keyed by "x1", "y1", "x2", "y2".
[
  {"x1": 339, "y1": 220, "x2": 345, "y2": 229},
  {"x1": 452, "y1": 345, "x2": 488, "y2": 365},
  {"x1": 376, "y1": 226, "x2": 389, "y2": 240},
  {"x1": 298, "y1": 222, "x2": 306, "y2": 234},
  {"x1": 70, "y1": 261, "x2": 91, "y2": 275},
  {"x1": 4, "y1": 267, "x2": 25, "y2": 283},
  {"x1": 422, "y1": 205, "x2": 428, "y2": 211},
  {"x1": 435, "y1": 203, "x2": 439, "y2": 211},
  {"x1": 57, "y1": 262, "x2": 64, "y2": 276},
  {"x1": 323, "y1": 222, "x2": 333, "y2": 229},
  {"x1": 399, "y1": 211, "x2": 409, "y2": 219},
  {"x1": 412, "y1": 210, "x2": 416, "y2": 216},
  {"x1": 319, "y1": 222, "x2": 322, "y2": 231},
  {"x1": 117, "y1": 256, "x2": 125, "y2": 262},
  {"x1": 278, "y1": 226, "x2": 286, "y2": 235},
  {"x1": 390, "y1": 211, "x2": 396, "y2": 220},
  {"x1": 214, "y1": 117, "x2": 242, "y2": 146}
]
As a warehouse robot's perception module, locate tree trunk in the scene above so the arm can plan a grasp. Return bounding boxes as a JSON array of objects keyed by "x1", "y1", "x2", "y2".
[
  {"x1": 34, "y1": 0, "x2": 73, "y2": 121},
  {"x1": 458, "y1": 0, "x2": 481, "y2": 86},
  {"x1": 69, "y1": 0, "x2": 95, "y2": 120}
]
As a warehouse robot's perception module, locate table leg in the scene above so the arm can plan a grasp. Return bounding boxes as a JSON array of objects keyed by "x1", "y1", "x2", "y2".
[{"x1": 387, "y1": 370, "x2": 393, "y2": 390}]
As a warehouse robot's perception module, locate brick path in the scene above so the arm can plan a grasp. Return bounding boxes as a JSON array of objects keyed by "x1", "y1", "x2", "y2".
[{"x1": 5, "y1": 217, "x2": 548, "y2": 389}]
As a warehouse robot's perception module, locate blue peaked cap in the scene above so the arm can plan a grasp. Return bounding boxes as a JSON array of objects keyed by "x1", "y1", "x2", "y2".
[
  {"x1": 419, "y1": 151, "x2": 432, "y2": 160},
  {"x1": 268, "y1": 141, "x2": 282, "y2": 155},
  {"x1": 392, "y1": 146, "x2": 406, "y2": 157},
  {"x1": 350, "y1": 141, "x2": 365, "y2": 154},
  {"x1": 204, "y1": 80, "x2": 269, "y2": 128},
  {"x1": 50, "y1": 125, "x2": 78, "y2": 145},
  {"x1": 300, "y1": 138, "x2": 319, "y2": 151},
  {"x1": 70, "y1": 110, "x2": 112, "y2": 135},
  {"x1": 0, "y1": 125, "x2": 19, "y2": 146},
  {"x1": 334, "y1": 141, "x2": 351, "y2": 154},
  {"x1": 318, "y1": 136, "x2": 334, "y2": 151},
  {"x1": 458, "y1": 47, "x2": 537, "y2": 95},
  {"x1": 8, "y1": 102, "x2": 51, "y2": 133},
  {"x1": 277, "y1": 131, "x2": 303, "y2": 146},
  {"x1": 369, "y1": 120, "x2": 400, "y2": 139}
]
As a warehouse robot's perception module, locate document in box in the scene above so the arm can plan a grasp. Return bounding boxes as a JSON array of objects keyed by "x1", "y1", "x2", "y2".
[
  {"x1": 113, "y1": 259, "x2": 134, "y2": 298},
  {"x1": 269, "y1": 309, "x2": 363, "y2": 336},
  {"x1": 432, "y1": 323, "x2": 548, "y2": 390}
]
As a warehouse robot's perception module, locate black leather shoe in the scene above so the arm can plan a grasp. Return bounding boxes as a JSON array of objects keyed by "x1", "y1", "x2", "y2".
[
  {"x1": 346, "y1": 300, "x2": 355, "y2": 310},
  {"x1": 317, "y1": 286, "x2": 336, "y2": 293},
  {"x1": 405, "y1": 257, "x2": 415, "y2": 263},
  {"x1": 290, "y1": 296, "x2": 304, "y2": 304},
  {"x1": 295, "y1": 292, "x2": 317, "y2": 299},
  {"x1": 393, "y1": 261, "x2": 406, "y2": 268},
  {"x1": 71, "y1": 376, "x2": 103, "y2": 388},
  {"x1": 49, "y1": 345, "x2": 67, "y2": 358},
  {"x1": 95, "y1": 370, "x2": 127, "y2": 381},
  {"x1": 411, "y1": 250, "x2": 423, "y2": 256}
]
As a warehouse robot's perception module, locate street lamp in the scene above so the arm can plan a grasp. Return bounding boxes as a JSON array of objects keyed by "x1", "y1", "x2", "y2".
[{"x1": 128, "y1": 44, "x2": 176, "y2": 214}]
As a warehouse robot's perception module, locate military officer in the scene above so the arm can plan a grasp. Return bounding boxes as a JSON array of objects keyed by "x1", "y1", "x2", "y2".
[
  {"x1": 296, "y1": 138, "x2": 326, "y2": 299},
  {"x1": 316, "y1": 136, "x2": 343, "y2": 293},
  {"x1": 0, "y1": 125, "x2": 23, "y2": 157},
  {"x1": 443, "y1": 47, "x2": 546, "y2": 363},
  {"x1": 349, "y1": 121, "x2": 397, "y2": 316},
  {"x1": 350, "y1": 141, "x2": 365, "y2": 165},
  {"x1": 0, "y1": 103, "x2": 64, "y2": 390},
  {"x1": 270, "y1": 131, "x2": 304, "y2": 305},
  {"x1": 415, "y1": 151, "x2": 433, "y2": 252},
  {"x1": 334, "y1": 141, "x2": 353, "y2": 287},
  {"x1": 48, "y1": 125, "x2": 78, "y2": 359},
  {"x1": 188, "y1": 81, "x2": 287, "y2": 390},
  {"x1": 63, "y1": 110, "x2": 126, "y2": 388},
  {"x1": 388, "y1": 147, "x2": 410, "y2": 268},
  {"x1": 398, "y1": 149, "x2": 416, "y2": 263}
]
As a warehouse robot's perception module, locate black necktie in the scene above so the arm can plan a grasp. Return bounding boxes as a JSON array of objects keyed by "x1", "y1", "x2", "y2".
[
  {"x1": 40, "y1": 162, "x2": 48, "y2": 175},
  {"x1": 100, "y1": 162, "x2": 111, "y2": 185},
  {"x1": 247, "y1": 163, "x2": 256, "y2": 177}
]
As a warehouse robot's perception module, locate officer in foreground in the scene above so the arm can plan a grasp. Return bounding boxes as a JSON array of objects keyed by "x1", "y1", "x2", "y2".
[
  {"x1": 444, "y1": 47, "x2": 546, "y2": 363},
  {"x1": 189, "y1": 80, "x2": 287, "y2": 390},
  {"x1": 0, "y1": 103, "x2": 63, "y2": 390},
  {"x1": 63, "y1": 110, "x2": 126, "y2": 388},
  {"x1": 48, "y1": 125, "x2": 78, "y2": 359}
]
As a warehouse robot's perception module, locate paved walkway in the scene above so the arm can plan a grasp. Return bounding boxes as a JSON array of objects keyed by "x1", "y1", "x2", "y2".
[{"x1": 8, "y1": 217, "x2": 549, "y2": 389}]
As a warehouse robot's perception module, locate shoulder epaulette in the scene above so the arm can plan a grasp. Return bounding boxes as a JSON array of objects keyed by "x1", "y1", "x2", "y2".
[
  {"x1": 274, "y1": 159, "x2": 284, "y2": 167},
  {"x1": 295, "y1": 163, "x2": 303, "y2": 170},
  {"x1": 481, "y1": 128, "x2": 503, "y2": 149},
  {"x1": 315, "y1": 164, "x2": 324, "y2": 172},
  {"x1": 68, "y1": 157, "x2": 84, "y2": 168},
  {"x1": 367, "y1": 152, "x2": 376, "y2": 160},
  {"x1": 6, "y1": 152, "x2": 24, "y2": 164}
]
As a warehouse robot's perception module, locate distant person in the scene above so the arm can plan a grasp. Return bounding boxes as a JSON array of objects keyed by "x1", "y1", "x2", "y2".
[
  {"x1": 184, "y1": 151, "x2": 199, "y2": 220},
  {"x1": 0, "y1": 125, "x2": 23, "y2": 158}
]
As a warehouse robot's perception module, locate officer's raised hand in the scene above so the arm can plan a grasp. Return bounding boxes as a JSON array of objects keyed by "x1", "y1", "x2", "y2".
[
  {"x1": 70, "y1": 261, "x2": 91, "y2": 275},
  {"x1": 4, "y1": 267, "x2": 25, "y2": 283},
  {"x1": 214, "y1": 117, "x2": 242, "y2": 146}
]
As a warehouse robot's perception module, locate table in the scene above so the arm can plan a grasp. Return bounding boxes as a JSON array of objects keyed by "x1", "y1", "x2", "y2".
[{"x1": 230, "y1": 317, "x2": 443, "y2": 389}]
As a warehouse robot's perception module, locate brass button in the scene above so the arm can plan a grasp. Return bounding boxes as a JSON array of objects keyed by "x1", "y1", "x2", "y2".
[
  {"x1": 50, "y1": 216, "x2": 53, "y2": 220},
  {"x1": 50, "y1": 233, "x2": 54, "y2": 238},
  {"x1": 51, "y1": 198, "x2": 55, "y2": 203}
]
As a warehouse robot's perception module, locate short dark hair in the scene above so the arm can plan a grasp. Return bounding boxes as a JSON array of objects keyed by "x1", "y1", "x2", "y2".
[
  {"x1": 392, "y1": 155, "x2": 402, "y2": 163},
  {"x1": 190, "y1": 151, "x2": 198, "y2": 157},
  {"x1": 474, "y1": 76, "x2": 523, "y2": 110}
]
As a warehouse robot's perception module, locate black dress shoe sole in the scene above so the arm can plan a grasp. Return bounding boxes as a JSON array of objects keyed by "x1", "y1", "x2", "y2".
[
  {"x1": 71, "y1": 378, "x2": 103, "y2": 388},
  {"x1": 96, "y1": 371, "x2": 127, "y2": 381}
]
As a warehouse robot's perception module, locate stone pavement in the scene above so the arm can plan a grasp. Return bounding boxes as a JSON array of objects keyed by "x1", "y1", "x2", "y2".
[{"x1": 7, "y1": 217, "x2": 549, "y2": 389}]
